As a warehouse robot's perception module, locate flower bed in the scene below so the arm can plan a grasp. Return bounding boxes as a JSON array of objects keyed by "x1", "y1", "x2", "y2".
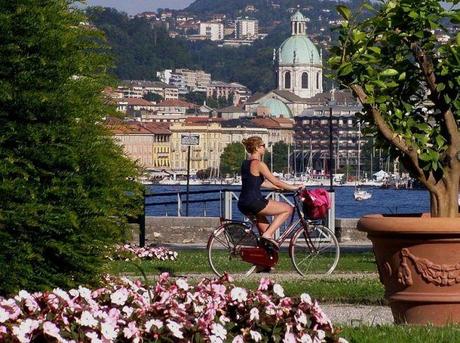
[
  {"x1": 0, "y1": 274, "x2": 346, "y2": 342},
  {"x1": 109, "y1": 244, "x2": 178, "y2": 261}
]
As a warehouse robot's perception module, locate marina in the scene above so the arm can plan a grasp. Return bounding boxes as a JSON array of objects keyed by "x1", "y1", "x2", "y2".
[{"x1": 145, "y1": 184, "x2": 430, "y2": 219}]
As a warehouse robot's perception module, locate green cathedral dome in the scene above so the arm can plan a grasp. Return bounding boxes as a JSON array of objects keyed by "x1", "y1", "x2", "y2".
[
  {"x1": 260, "y1": 98, "x2": 292, "y2": 118},
  {"x1": 279, "y1": 35, "x2": 321, "y2": 66}
]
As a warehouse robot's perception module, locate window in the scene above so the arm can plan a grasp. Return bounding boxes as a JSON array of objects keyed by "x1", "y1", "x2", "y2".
[
  {"x1": 302, "y1": 72, "x2": 308, "y2": 89},
  {"x1": 284, "y1": 72, "x2": 291, "y2": 89},
  {"x1": 316, "y1": 72, "x2": 320, "y2": 89}
]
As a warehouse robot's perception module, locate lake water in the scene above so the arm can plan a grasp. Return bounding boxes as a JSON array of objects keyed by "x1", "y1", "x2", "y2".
[{"x1": 145, "y1": 184, "x2": 430, "y2": 219}]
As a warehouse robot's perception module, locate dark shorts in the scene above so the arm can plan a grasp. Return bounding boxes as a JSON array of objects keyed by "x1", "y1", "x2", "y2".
[{"x1": 237, "y1": 198, "x2": 269, "y2": 216}]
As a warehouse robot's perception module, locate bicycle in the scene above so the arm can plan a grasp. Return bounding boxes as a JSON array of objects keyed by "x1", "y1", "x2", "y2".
[{"x1": 207, "y1": 189, "x2": 340, "y2": 277}]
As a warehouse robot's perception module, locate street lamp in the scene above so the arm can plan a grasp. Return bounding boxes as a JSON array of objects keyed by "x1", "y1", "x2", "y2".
[{"x1": 327, "y1": 101, "x2": 336, "y2": 235}]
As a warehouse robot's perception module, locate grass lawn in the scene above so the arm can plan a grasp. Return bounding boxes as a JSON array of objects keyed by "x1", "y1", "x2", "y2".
[
  {"x1": 106, "y1": 251, "x2": 384, "y2": 304},
  {"x1": 107, "y1": 250, "x2": 377, "y2": 275},
  {"x1": 339, "y1": 325, "x2": 460, "y2": 342}
]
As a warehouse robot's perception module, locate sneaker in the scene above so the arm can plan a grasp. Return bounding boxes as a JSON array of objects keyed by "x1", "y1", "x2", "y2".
[{"x1": 260, "y1": 236, "x2": 280, "y2": 250}]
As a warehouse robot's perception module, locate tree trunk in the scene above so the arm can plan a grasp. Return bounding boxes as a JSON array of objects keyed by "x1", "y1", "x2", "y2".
[{"x1": 430, "y1": 171, "x2": 460, "y2": 217}]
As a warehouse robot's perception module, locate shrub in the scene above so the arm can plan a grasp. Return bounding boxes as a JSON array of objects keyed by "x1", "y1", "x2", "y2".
[
  {"x1": 0, "y1": 0, "x2": 142, "y2": 295},
  {"x1": 0, "y1": 274, "x2": 345, "y2": 342}
]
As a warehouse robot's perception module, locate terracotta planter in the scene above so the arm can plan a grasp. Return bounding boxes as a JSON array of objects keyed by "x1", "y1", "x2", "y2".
[{"x1": 358, "y1": 213, "x2": 460, "y2": 325}]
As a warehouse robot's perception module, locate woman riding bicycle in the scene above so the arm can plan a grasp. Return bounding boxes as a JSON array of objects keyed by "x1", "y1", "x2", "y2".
[{"x1": 238, "y1": 136, "x2": 303, "y2": 249}]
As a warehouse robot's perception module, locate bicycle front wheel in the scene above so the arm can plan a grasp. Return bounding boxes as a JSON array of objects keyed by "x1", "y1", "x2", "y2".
[
  {"x1": 290, "y1": 224, "x2": 340, "y2": 276},
  {"x1": 207, "y1": 223, "x2": 257, "y2": 278}
]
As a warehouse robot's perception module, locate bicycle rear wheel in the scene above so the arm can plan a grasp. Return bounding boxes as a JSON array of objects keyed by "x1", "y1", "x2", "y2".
[
  {"x1": 290, "y1": 223, "x2": 340, "y2": 276},
  {"x1": 207, "y1": 222, "x2": 257, "y2": 277}
]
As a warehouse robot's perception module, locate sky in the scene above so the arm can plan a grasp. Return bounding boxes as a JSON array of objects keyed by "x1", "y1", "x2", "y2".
[{"x1": 84, "y1": 0, "x2": 195, "y2": 15}]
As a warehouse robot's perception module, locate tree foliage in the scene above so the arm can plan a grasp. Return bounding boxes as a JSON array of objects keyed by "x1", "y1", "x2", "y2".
[
  {"x1": 329, "y1": 0, "x2": 460, "y2": 217},
  {"x1": 0, "y1": 0, "x2": 142, "y2": 295},
  {"x1": 220, "y1": 143, "x2": 246, "y2": 175}
]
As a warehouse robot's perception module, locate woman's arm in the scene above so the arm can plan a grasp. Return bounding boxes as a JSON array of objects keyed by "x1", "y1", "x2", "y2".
[{"x1": 257, "y1": 161, "x2": 302, "y2": 192}]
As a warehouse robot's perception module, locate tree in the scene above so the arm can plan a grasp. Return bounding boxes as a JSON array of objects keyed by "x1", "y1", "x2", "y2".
[
  {"x1": 143, "y1": 91, "x2": 163, "y2": 102},
  {"x1": 329, "y1": 0, "x2": 460, "y2": 217},
  {"x1": 0, "y1": 0, "x2": 142, "y2": 295},
  {"x1": 220, "y1": 143, "x2": 246, "y2": 176}
]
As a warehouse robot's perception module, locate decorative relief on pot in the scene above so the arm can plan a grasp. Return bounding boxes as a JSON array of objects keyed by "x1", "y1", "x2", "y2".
[{"x1": 397, "y1": 248, "x2": 460, "y2": 287}]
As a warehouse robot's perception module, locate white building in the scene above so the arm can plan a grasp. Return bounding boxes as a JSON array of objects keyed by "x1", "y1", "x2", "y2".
[
  {"x1": 199, "y1": 22, "x2": 224, "y2": 41},
  {"x1": 235, "y1": 18, "x2": 258, "y2": 39},
  {"x1": 277, "y1": 10, "x2": 323, "y2": 98}
]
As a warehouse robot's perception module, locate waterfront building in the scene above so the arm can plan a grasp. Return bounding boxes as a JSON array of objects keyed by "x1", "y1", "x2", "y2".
[
  {"x1": 199, "y1": 22, "x2": 224, "y2": 41},
  {"x1": 107, "y1": 118, "x2": 171, "y2": 169},
  {"x1": 169, "y1": 121, "x2": 223, "y2": 172},
  {"x1": 293, "y1": 90, "x2": 363, "y2": 174},
  {"x1": 235, "y1": 18, "x2": 258, "y2": 40}
]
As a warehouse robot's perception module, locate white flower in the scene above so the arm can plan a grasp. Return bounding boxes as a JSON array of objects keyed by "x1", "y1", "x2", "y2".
[
  {"x1": 283, "y1": 332, "x2": 296, "y2": 343},
  {"x1": 232, "y1": 335, "x2": 244, "y2": 343},
  {"x1": 122, "y1": 305, "x2": 134, "y2": 317},
  {"x1": 273, "y1": 284, "x2": 285, "y2": 297},
  {"x1": 230, "y1": 287, "x2": 248, "y2": 302},
  {"x1": 166, "y1": 320, "x2": 184, "y2": 339},
  {"x1": 250, "y1": 307, "x2": 260, "y2": 321},
  {"x1": 176, "y1": 278, "x2": 189, "y2": 291},
  {"x1": 100, "y1": 322, "x2": 118, "y2": 340},
  {"x1": 301, "y1": 293, "x2": 312, "y2": 305},
  {"x1": 0, "y1": 308, "x2": 9, "y2": 323},
  {"x1": 219, "y1": 315, "x2": 230, "y2": 325},
  {"x1": 145, "y1": 319, "x2": 163, "y2": 332},
  {"x1": 12, "y1": 319, "x2": 40, "y2": 343},
  {"x1": 78, "y1": 286, "x2": 92, "y2": 300},
  {"x1": 53, "y1": 288, "x2": 71, "y2": 303},
  {"x1": 211, "y1": 323, "x2": 227, "y2": 340},
  {"x1": 250, "y1": 330, "x2": 262, "y2": 342},
  {"x1": 209, "y1": 335, "x2": 224, "y2": 343},
  {"x1": 85, "y1": 331, "x2": 103, "y2": 343},
  {"x1": 338, "y1": 338, "x2": 349, "y2": 343},
  {"x1": 110, "y1": 288, "x2": 129, "y2": 306},
  {"x1": 79, "y1": 311, "x2": 98, "y2": 328},
  {"x1": 300, "y1": 334, "x2": 313, "y2": 343},
  {"x1": 295, "y1": 310, "x2": 308, "y2": 325},
  {"x1": 316, "y1": 330, "x2": 326, "y2": 340},
  {"x1": 43, "y1": 321, "x2": 63, "y2": 341}
]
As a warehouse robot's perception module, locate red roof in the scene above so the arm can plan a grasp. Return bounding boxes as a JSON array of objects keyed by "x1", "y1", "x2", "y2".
[
  {"x1": 105, "y1": 119, "x2": 171, "y2": 135},
  {"x1": 156, "y1": 99, "x2": 197, "y2": 108},
  {"x1": 118, "y1": 98, "x2": 155, "y2": 106}
]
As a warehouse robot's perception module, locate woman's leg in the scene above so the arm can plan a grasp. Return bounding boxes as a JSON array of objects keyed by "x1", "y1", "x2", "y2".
[
  {"x1": 255, "y1": 214, "x2": 270, "y2": 235},
  {"x1": 257, "y1": 200, "x2": 293, "y2": 239}
]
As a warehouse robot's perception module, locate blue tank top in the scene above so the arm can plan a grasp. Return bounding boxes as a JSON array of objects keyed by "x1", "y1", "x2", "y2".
[{"x1": 239, "y1": 159, "x2": 265, "y2": 204}]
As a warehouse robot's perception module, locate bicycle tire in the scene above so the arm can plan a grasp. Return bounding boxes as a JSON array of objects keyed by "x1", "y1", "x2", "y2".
[
  {"x1": 207, "y1": 222, "x2": 257, "y2": 277},
  {"x1": 290, "y1": 223, "x2": 340, "y2": 276}
]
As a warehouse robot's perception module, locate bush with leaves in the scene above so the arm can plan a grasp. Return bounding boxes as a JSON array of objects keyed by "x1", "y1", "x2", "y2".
[{"x1": 0, "y1": 0, "x2": 142, "y2": 296}]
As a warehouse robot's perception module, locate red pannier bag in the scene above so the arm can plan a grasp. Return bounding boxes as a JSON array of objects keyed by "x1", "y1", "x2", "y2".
[{"x1": 300, "y1": 188, "x2": 330, "y2": 220}]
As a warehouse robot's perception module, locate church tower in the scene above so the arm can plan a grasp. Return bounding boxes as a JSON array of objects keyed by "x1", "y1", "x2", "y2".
[{"x1": 277, "y1": 10, "x2": 323, "y2": 98}]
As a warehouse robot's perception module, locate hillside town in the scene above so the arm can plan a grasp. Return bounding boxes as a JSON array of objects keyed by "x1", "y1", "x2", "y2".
[{"x1": 105, "y1": 10, "x2": 372, "y2": 182}]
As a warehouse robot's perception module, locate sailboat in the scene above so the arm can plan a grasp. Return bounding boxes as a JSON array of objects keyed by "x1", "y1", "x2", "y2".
[{"x1": 354, "y1": 123, "x2": 372, "y2": 201}]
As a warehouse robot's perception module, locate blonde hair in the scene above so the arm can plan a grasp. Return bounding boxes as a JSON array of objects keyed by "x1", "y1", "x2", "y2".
[{"x1": 242, "y1": 136, "x2": 263, "y2": 154}]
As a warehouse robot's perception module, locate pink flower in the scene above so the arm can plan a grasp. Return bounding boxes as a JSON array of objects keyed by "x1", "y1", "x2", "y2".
[
  {"x1": 100, "y1": 322, "x2": 118, "y2": 340},
  {"x1": 12, "y1": 318, "x2": 40, "y2": 343},
  {"x1": 230, "y1": 287, "x2": 247, "y2": 302},
  {"x1": 300, "y1": 334, "x2": 313, "y2": 343},
  {"x1": 232, "y1": 335, "x2": 244, "y2": 343},
  {"x1": 0, "y1": 308, "x2": 9, "y2": 323},
  {"x1": 250, "y1": 307, "x2": 260, "y2": 321},
  {"x1": 166, "y1": 320, "x2": 184, "y2": 339},
  {"x1": 301, "y1": 293, "x2": 312, "y2": 305},
  {"x1": 123, "y1": 321, "x2": 139, "y2": 340},
  {"x1": 43, "y1": 321, "x2": 64, "y2": 342},
  {"x1": 258, "y1": 277, "x2": 271, "y2": 291},
  {"x1": 78, "y1": 311, "x2": 98, "y2": 328},
  {"x1": 283, "y1": 332, "x2": 297, "y2": 343},
  {"x1": 110, "y1": 288, "x2": 129, "y2": 306},
  {"x1": 176, "y1": 278, "x2": 189, "y2": 291},
  {"x1": 145, "y1": 319, "x2": 163, "y2": 332}
]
